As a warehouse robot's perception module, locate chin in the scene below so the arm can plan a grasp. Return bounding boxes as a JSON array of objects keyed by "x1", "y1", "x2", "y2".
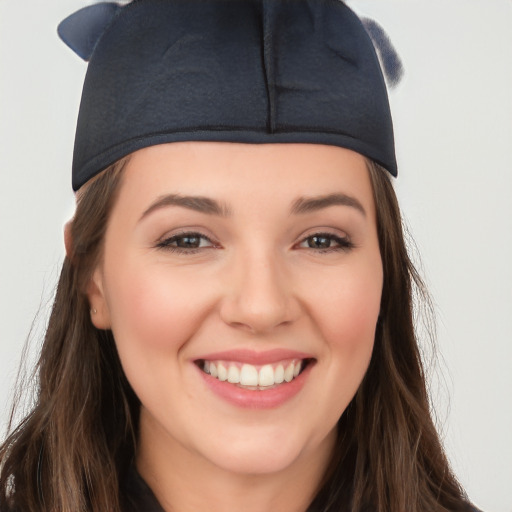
[
  {"x1": 209, "y1": 444, "x2": 306, "y2": 476},
  {"x1": 199, "y1": 423, "x2": 334, "y2": 477}
]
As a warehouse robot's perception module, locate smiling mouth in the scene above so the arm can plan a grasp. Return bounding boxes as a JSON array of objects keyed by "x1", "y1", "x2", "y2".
[{"x1": 196, "y1": 358, "x2": 314, "y2": 390}]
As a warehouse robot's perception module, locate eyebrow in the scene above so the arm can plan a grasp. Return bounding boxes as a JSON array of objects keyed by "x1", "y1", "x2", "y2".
[
  {"x1": 139, "y1": 191, "x2": 366, "y2": 221},
  {"x1": 140, "y1": 194, "x2": 232, "y2": 220},
  {"x1": 291, "y1": 193, "x2": 366, "y2": 217}
]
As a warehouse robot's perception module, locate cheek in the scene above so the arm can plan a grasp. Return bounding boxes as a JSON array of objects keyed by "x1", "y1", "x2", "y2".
[
  {"x1": 103, "y1": 259, "x2": 214, "y2": 358},
  {"x1": 308, "y1": 258, "x2": 382, "y2": 372},
  {"x1": 102, "y1": 261, "x2": 220, "y2": 417}
]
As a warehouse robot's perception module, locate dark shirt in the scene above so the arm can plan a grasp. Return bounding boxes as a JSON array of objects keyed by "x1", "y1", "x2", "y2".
[
  {"x1": 120, "y1": 467, "x2": 484, "y2": 512},
  {"x1": 121, "y1": 467, "x2": 165, "y2": 512},
  {"x1": 0, "y1": 471, "x2": 484, "y2": 512},
  {"x1": 0, "y1": 466, "x2": 484, "y2": 511}
]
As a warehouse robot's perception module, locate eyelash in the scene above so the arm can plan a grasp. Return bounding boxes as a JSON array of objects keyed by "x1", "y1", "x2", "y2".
[
  {"x1": 156, "y1": 231, "x2": 217, "y2": 254},
  {"x1": 156, "y1": 231, "x2": 354, "y2": 254},
  {"x1": 297, "y1": 232, "x2": 354, "y2": 253}
]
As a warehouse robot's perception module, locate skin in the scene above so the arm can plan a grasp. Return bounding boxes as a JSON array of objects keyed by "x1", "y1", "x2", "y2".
[{"x1": 86, "y1": 142, "x2": 383, "y2": 512}]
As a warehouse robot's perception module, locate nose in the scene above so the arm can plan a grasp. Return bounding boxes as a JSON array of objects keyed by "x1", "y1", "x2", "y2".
[{"x1": 219, "y1": 249, "x2": 301, "y2": 334}]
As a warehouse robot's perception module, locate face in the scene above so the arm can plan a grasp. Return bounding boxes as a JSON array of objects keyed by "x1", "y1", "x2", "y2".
[{"x1": 88, "y1": 142, "x2": 383, "y2": 478}]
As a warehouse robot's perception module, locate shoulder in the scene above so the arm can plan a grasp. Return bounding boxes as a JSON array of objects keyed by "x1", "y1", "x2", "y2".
[
  {"x1": 0, "y1": 501, "x2": 18, "y2": 512},
  {"x1": 120, "y1": 466, "x2": 165, "y2": 512},
  {"x1": 0, "y1": 501, "x2": 13, "y2": 512},
  {"x1": 464, "y1": 503, "x2": 485, "y2": 512}
]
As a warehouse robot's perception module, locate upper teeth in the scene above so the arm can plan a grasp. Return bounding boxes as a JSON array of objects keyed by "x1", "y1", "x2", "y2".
[{"x1": 203, "y1": 359, "x2": 303, "y2": 388}]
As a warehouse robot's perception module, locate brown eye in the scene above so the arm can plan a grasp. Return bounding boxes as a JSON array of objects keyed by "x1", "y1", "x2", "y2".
[
  {"x1": 174, "y1": 235, "x2": 202, "y2": 248},
  {"x1": 157, "y1": 232, "x2": 215, "y2": 252},
  {"x1": 298, "y1": 232, "x2": 354, "y2": 252},
  {"x1": 306, "y1": 235, "x2": 333, "y2": 249}
]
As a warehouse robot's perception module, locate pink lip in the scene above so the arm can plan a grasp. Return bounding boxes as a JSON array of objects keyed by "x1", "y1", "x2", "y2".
[
  {"x1": 194, "y1": 348, "x2": 314, "y2": 365},
  {"x1": 193, "y1": 358, "x2": 315, "y2": 410}
]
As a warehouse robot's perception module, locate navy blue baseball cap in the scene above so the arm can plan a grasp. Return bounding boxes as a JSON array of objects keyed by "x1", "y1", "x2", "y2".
[{"x1": 58, "y1": 0, "x2": 398, "y2": 191}]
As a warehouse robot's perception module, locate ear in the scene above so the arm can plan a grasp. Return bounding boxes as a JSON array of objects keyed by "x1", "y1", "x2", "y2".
[
  {"x1": 57, "y1": 2, "x2": 122, "y2": 61},
  {"x1": 87, "y1": 267, "x2": 112, "y2": 330},
  {"x1": 64, "y1": 220, "x2": 74, "y2": 259},
  {"x1": 361, "y1": 17, "x2": 404, "y2": 88}
]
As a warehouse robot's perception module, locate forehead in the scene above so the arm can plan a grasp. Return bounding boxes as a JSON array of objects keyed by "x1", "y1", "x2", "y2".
[{"x1": 119, "y1": 141, "x2": 376, "y2": 215}]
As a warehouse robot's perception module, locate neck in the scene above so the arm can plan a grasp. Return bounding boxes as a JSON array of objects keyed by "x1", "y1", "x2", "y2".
[{"x1": 136, "y1": 412, "x2": 335, "y2": 512}]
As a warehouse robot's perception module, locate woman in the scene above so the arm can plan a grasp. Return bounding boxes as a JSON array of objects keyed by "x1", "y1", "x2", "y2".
[{"x1": 0, "y1": 1, "x2": 479, "y2": 511}]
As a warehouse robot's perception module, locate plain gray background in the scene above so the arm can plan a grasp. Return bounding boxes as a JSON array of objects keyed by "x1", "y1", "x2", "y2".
[{"x1": 1, "y1": 1, "x2": 511, "y2": 511}]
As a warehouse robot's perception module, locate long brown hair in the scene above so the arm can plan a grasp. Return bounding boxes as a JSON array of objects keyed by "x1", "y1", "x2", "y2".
[
  {"x1": 308, "y1": 161, "x2": 470, "y2": 512},
  {"x1": 0, "y1": 158, "x2": 470, "y2": 512},
  {"x1": 0, "y1": 158, "x2": 138, "y2": 511}
]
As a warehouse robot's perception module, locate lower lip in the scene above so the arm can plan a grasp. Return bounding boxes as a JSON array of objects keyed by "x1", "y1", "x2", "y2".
[{"x1": 195, "y1": 361, "x2": 314, "y2": 409}]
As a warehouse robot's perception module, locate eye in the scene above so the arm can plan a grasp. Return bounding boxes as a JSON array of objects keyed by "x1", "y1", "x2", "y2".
[
  {"x1": 298, "y1": 232, "x2": 354, "y2": 252},
  {"x1": 156, "y1": 232, "x2": 216, "y2": 253}
]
